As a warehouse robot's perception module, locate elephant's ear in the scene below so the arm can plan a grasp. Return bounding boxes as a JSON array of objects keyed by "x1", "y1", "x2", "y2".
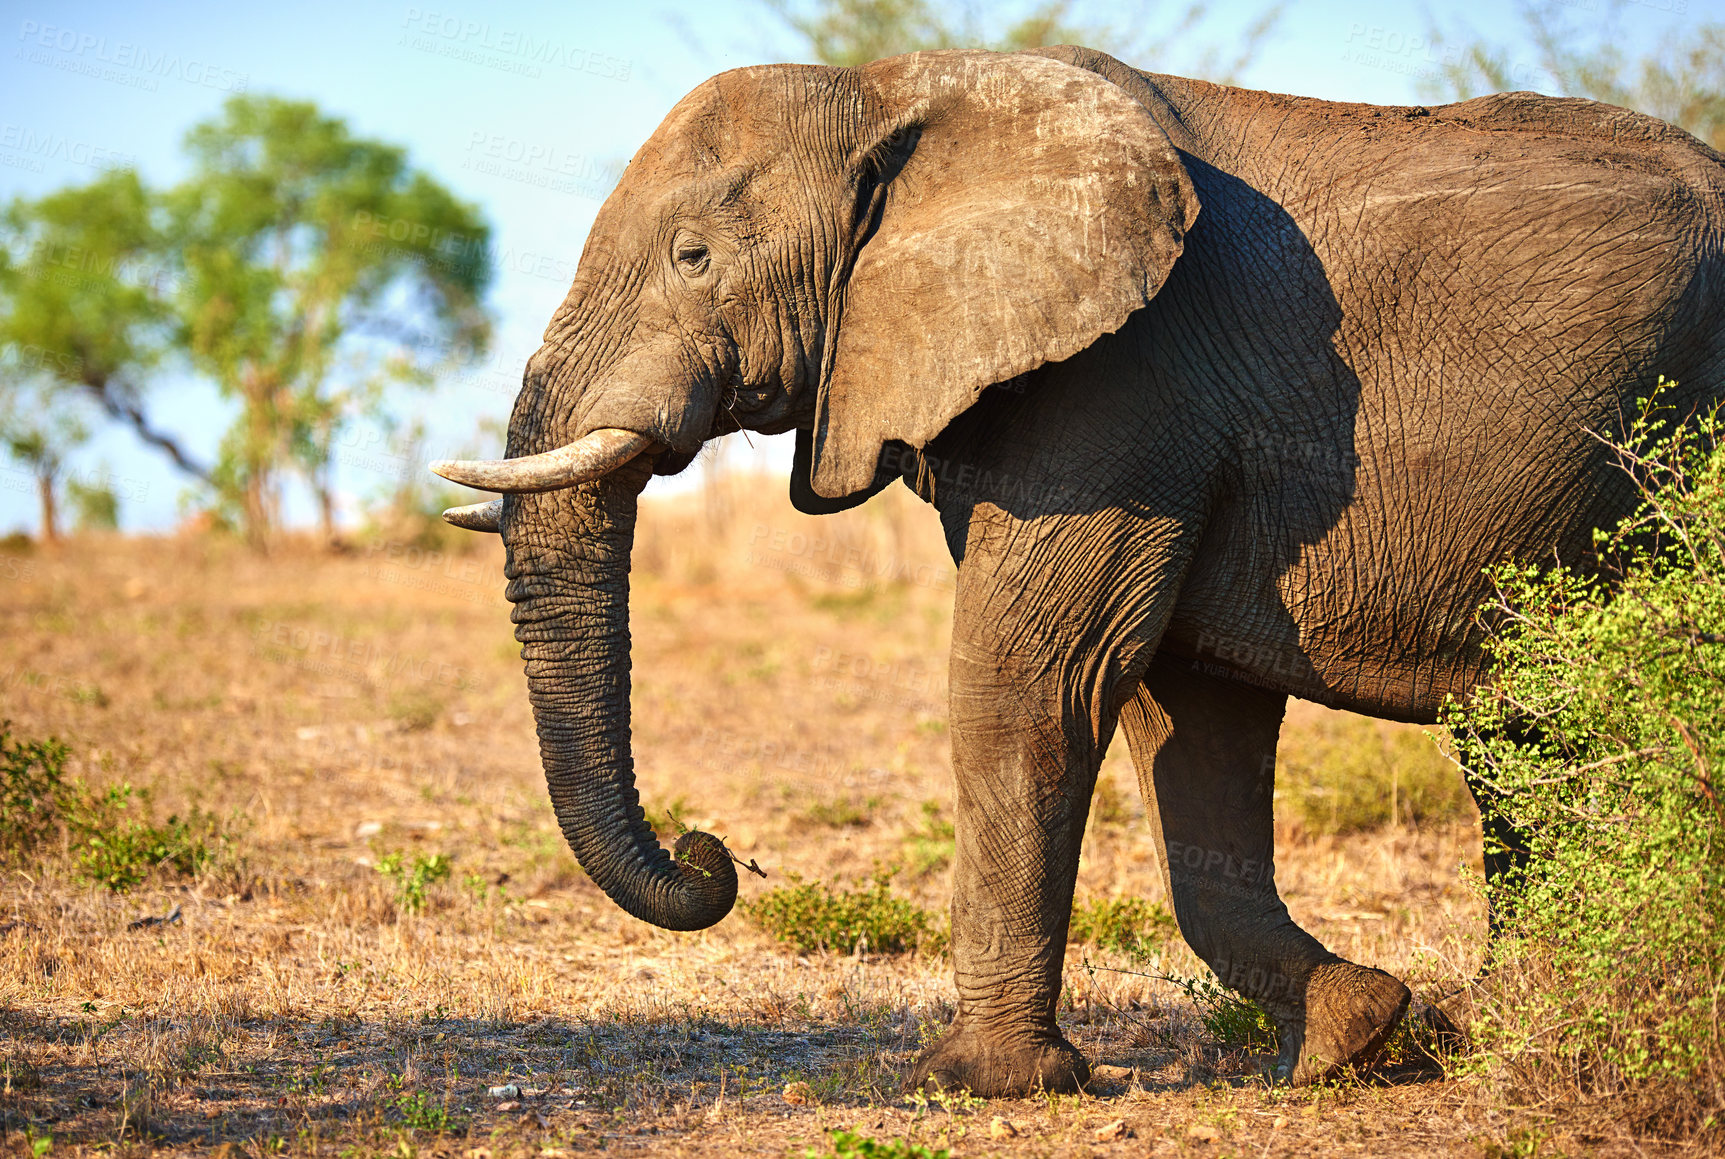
[{"x1": 808, "y1": 50, "x2": 1199, "y2": 499}]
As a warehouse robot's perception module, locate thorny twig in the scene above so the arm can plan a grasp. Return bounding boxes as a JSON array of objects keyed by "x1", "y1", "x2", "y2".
[{"x1": 726, "y1": 846, "x2": 768, "y2": 879}]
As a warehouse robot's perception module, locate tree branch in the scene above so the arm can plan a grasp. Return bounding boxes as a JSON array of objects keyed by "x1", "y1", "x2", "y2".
[{"x1": 79, "y1": 378, "x2": 214, "y2": 485}]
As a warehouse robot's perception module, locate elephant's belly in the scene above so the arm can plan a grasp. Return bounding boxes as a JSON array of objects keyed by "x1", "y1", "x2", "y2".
[
  {"x1": 1156, "y1": 611, "x2": 1478, "y2": 725},
  {"x1": 1163, "y1": 481, "x2": 1541, "y2": 723}
]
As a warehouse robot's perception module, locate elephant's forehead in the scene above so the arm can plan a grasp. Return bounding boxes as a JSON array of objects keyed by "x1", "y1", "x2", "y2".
[{"x1": 629, "y1": 65, "x2": 861, "y2": 180}]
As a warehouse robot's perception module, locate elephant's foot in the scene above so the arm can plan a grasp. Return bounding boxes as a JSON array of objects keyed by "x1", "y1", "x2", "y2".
[
  {"x1": 1272, "y1": 961, "x2": 1409, "y2": 1085},
  {"x1": 907, "y1": 1020, "x2": 1089, "y2": 1097}
]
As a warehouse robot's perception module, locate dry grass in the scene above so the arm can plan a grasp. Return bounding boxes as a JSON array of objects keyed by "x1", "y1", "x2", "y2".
[{"x1": 0, "y1": 474, "x2": 1677, "y2": 1156}]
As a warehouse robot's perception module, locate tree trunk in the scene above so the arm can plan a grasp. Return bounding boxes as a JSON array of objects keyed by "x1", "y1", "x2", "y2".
[
  {"x1": 317, "y1": 477, "x2": 338, "y2": 548},
  {"x1": 243, "y1": 468, "x2": 270, "y2": 553},
  {"x1": 36, "y1": 469, "x2": 58, "y2": 544}
]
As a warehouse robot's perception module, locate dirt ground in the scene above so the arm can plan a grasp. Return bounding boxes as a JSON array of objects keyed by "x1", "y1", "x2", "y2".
[{"x1": 0, "y1": 478, "x2": 1676, "y2": 1156}]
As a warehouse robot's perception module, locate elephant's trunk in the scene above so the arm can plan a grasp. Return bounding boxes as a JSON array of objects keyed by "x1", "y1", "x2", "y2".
[{"x1": 502, "y1": 455, "x2": 736, "y2": 930}]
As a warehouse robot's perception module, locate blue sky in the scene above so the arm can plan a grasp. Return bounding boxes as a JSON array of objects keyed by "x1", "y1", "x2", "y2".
[{"x1": 1, "y1": 0, "x2": 1715, "y2": 532}]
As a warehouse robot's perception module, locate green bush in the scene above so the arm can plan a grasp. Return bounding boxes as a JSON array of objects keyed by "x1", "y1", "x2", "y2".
[
  {"x1": 746, "y1": 871, "x2": 945, "y2": 956},
  {"x1": 391, "y1": 1090, "x2": 454, "y2": 1131},
  {"x1": 1276, "y1": 712, "x2": 1469, "y2": 834},
  {"x1": 801, "y1": 794, "x2": 882, "y2": 828},
  {"x1": 1068, "y1": 896, "x2": 1176, "y2": 954},
  {"x1": 1445, "y1": 386, "x2": 1724, "y2": 1130},
  {"x1": 0, "y1": 726, "x2": 72, "y2": 854},
  {"x1": 385, "y1": 688, "x2": 442, "y2": 732},
  {"x1": 75, "y1": 785, "x2": 225, "y2": 891},
  {"x1": 1166, "y1": 971, "x2": 1278, "y2": 1053},
  {"x1": 1090, "y1": 766, "x2": 1136, "y2": 826},
  {"x1": 66, "y1": 478, "x2": 119, "y2": 531},
  {"x1": 376, "y1": 852, "x2": 452, "y2": 913},
  {"x1": 0, "y1": 722, "x2": 233, "y2": 891},
  {"x1": 901, "y1": 800, "x2": 954, "y2": 876},
  {"x1": 807, "y1": 1131, "x2": 948, "y2": 1159}
]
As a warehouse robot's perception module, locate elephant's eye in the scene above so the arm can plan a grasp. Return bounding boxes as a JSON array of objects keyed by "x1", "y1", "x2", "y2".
[{"x1": 674, "y1": 239, "x2": 711, "y2": 277}]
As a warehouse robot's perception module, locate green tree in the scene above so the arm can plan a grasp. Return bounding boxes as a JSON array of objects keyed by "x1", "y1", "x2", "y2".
[
  {"x1": 66, "y1": 475, "x2": 120, "y2": 531},
  {"x1": 0, "y1": 377, "x2": 85, "y2": 542},
  {"x1": 1424, "y1": 2, "x2": 1725, "y2": 150},
  {"x1": 165, "y1": 95, "x2": 493, "y2": 547},
  {"x1": 765, "y1": 0, "x2": 1280, "y2": 82},
  {"x1": 0, "y1": 169, "x2": 201, "y2": 539}
]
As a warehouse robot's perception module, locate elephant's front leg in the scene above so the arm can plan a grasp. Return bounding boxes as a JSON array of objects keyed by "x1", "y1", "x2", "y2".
[
  {"x1": 908, "y1": 635, "x2": 1102, "y2": 1096},
  {"x1": 906, "y1": 493, "x2": 1188, "y2": 1096}
]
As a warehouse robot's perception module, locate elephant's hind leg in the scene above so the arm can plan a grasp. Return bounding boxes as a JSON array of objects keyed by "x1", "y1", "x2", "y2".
[{"x1": 1120, "y1": 656, "x2": 1410, "y2": 1083}]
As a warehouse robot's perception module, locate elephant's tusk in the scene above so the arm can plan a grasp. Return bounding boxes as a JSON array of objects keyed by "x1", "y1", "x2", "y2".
[
  {"x1": 441, "y1": 499, "x2": 503, "y2": 532},
  {"x1": 429, "y1": 428, "x2": 654, "y2": 493}
]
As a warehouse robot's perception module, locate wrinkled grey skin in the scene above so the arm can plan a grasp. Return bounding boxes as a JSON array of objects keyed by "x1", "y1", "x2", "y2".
[{"x1": 472, "y1": 46, "x2": 1725, "y2": 1096}]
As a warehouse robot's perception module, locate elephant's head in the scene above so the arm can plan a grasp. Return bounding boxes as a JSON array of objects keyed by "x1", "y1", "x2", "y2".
[{"x1": 433, "y1": 49, "x2": 1198, "y2": 931}]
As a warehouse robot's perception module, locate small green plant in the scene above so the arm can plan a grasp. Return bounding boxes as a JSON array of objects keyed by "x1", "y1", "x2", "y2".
[
  {"x1": 0, "y1": 725, "x2": 72, "y2": 855},
  {"x1": 67, "y1": 683, "x2": 109, "y2": 708},
  {"x1": 0, "y1": 724, "x2": 234, "y2": 891},
  {"x1": 376, "y1": 852, "x2": 452, "y2": 913},
  {"x1": 746, "y1": 870, "x2": 945, "y2": 955},
  {"x1": 386, "y1": 689, "x2": 442, "y2": 732},
  {"x1": 67, "y1": 477, "x2": 119, "y2": 530},
  {"x1": 1166, "y1": 971, "x2": 1278, "y2": 1052},
  {"x1": 644, "y1": 795, "x2": 692, "y2": 840},
  {"x1": 2, "y1": 1051, "x2": 42, "y2": 1093},
  {"x1": 25, "y1": 1128, "x2": 51, "y2": 1159},
  {"x1": 1068, "y1": 896, "x2": 1175, "y2": 954},
  {"x1": 391, "y1": 1090, "x2": 453, "y2": 1131},
  {"x1": 807, "y1": 1130, "x2": 950, "y2": 1159},
  {"x1": 902, "y1": 800, "x2": 955, "y2": 876},
  {"x1": 288, "y1": 1062, "x2": 335, "y2": 1096},
  {"x1": 1090, "y1": 768, "x2": 1135, "y2": 826},
  {"x1": 1276, "y1": 713, "x2": 1466, "y2": 834},
  {"x1": 461, "y1": 872, "x2": 491, "y2": 902},
  {"x1": 905, "y1": 1085, "x2": 984, "y2": 1116},
  {"x1": 802, "y1": 794, "x2": 882, "y2": 828},
  {"x1": 75, "y1": 785, "x2": 226, "y2": 891},
  {"x1": 810, "y1": 587, "x2": 885, "y2": 618}
]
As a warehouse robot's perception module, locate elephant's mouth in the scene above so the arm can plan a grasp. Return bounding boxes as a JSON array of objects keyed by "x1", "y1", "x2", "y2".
[{"x1": 712, "y1": 380, "x2": 807, "y2": 438}]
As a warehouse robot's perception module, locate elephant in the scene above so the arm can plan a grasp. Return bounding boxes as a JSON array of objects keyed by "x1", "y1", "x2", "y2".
[{"x1": 430, "y1": 45, "x2": 1725, "y2": 1096}]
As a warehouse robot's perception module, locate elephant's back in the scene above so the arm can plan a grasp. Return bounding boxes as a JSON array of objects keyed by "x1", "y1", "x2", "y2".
[
  {"x1": 1427, "y1": 90, "x2": 1722, "y2": 167},
  {"x1": 1158, "y1": 76, "x2": 1725, "y2": 719}
]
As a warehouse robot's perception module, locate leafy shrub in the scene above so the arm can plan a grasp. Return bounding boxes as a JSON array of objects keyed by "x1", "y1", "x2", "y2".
[
  {"x1": 1276, "y1": 711, "x2": 1469, "y2": 834},
  {"x1": 902, "y1": 800, "x2": 954, "y2": 876},
  {"x1": 66, "y1": 478, "x2": 119, "y2": 531},
  {"x1": 1166, "y1": 971, "x2": 1278, "y2": 1053},
  {"x1": 1090, "y1": 766, "x2": 1136, "y2": 826},
  {"x1": 1446, "y1": 387, "x2": 1724, "y2": 1131},
  {"x1": 801, "y1": 794, "x2": 882, "y2": 828},
  {"x1": 642, "y1": 795, "x2": 691, "y2": 841},
  {"x1": 0, "y1": 723, "x2": 233, "y2": 891},
  {"x1": 806, "y1": 1131, "x2": 949, "y2": 1159},
  {"x1": 0, "y1": 726, "x2": 72, "y2": 854},
  {"x1": 391, "y1": 1090, "x2": 454, "y2": 1131},
  {"x1": 1068, "y1": 896, "x2": 1175, "y2": 954},
  {"x1": 386, "y1": 689, "x2": 443, "y2": 732},
  {"x1": 746, "y1": 871, "x2": 945, "y2": 955},
  {"x1": 76, "y1": 786, "x2": 226, "y2": 891},
  {"x1": 376, "y1": 852, "x2": 452, "y2": 913}
]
